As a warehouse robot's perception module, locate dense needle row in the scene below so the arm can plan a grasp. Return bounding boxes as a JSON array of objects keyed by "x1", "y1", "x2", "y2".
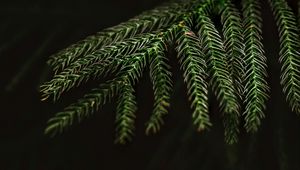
[{"x1": 41, "y1": 0, "x2": 300, "y2": 144}]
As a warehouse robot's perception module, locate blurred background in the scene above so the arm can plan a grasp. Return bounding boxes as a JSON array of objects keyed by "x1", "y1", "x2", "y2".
[{"x1": 1, "y1": 0, "x2": 300, "y2": 169}]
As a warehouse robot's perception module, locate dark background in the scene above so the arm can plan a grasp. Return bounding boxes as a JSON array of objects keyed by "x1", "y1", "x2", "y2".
[{"x1": 1, "y1": 0, "x2": 300, "y2": 169}]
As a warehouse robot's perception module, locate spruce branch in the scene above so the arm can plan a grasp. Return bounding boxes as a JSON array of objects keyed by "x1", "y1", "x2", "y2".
[
  {"x1": 46, "y1": 1, "x2": 191, "y2": 72},
  {"x1": 40, "y1": 33, "x2": 156, "y2": 101},
  {"x1": 175, "y1": 23, "x2": 211, "y2": 132},
  {"x1": 115, "y1": 82, "x2": 137, "y2": 144},
  {"x1": 44, "y1": 52, "x2": 147, "y2": 137},
  {"x1": 242, "y1": 0, "x2": 269, "y2": 132},
  {"x1": 145, "y1": 42, "x2": 173, "y2": 135},
  {"x1": 269, "y1": 0, "x2": 300, "y2": 115},
  {"x1": 41, "y1": 0, "x2": 300, "y2": 145},
  {"x1": 44, "y1": 79, "x2": 121, "y2": 136},
  {"x1": 220, "y1": 0, "x2": 245, "y2": 97},
  {"x1": 44, "y1": 32, "x2": 172, "y2": 137},
  {"x1": 144, "y1": 0, "x2": 216, "y2": 134},
  {"x1": 142, "y1": 28, "x2": 178, "y2": 135},
  {"x1": 196, "y1": 12, "x2": 240, "y2": 144}
]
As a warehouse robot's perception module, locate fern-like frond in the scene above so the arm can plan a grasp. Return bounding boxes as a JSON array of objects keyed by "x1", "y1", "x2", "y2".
[
  {"x1": 196, "y1": 13, "x2": 240, "y2": 144},
  {"x1": 144, "y1": 0, "x2": 217, "y2": 134},
  {"x1": 44, "y1": 79, "x2": 121, "y2": 136},
  {"x1": 269, "y1": 0, "x2": 300, "y2": 114},
  {"x1": 41, "y1": 0, "x2": 300, "y2": 145},
  {"x1": 44, "y1": 32, "x2": 170, "y2": 136},
  {"x1": 47, "y1": 1, "x2": 188, "y2": 72},
  {"x1": 115, "y1": 82, "x2": 137, "y2": 144},
  {"x1": 45, "y1": 52, "x2": 148, "y2": 136},
  {"x1": 175, "y1": 23, "x2": 211, "y2": 132},
  {"x1": 40, "y1": 33, "x2": 156, "y2": 101},
  {"x1": 145, "y1": 43, "x2": 173, "y2": 135},
  {"x1": 242, "y1": 0, "x2": 269, "y2": 132},
  {"x1": 220, "y1": 1, "x2": 245, "y2": 96}
]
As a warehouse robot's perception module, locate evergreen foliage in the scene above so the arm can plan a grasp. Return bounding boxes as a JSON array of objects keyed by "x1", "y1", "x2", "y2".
[
  {"x1": 196, "y1": 10, "x2": 241, "y2": 144},
  {"x1": 269, "y1": 0, "x2": 300, "y2": 114},
  {"x1": 242, "y1": 0, "x2": 269, "y2": 133},
  {"x1": 41, "y1": 0, "x2": 300, "y2": 144},
  {"x1": 175, "y1": 22, "x2": 211, "y2": 133}
]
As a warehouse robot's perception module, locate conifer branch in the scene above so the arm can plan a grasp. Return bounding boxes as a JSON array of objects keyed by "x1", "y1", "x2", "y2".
[
  {"x1": 242, "y1": 0, "x2": 269, "y2": 132},
  {"x1": 175, "y1": 22, "x2": 211, "y2": 132},
  {"x1": 196, "y1": 12, "x2": 240, "y2": 144},
  {"x1": 144, "y1": 0, "x2": 216, "y2": 134},
  {"x1": 44, "y1": 79, "x2": 121, "y2": 136},
  {"x1": 115, "y1": 82, "x2": 137, "y2": 144},
  {"x1": 220, "y1": 0, "x2": 245, "y2": 96},
  {"x1": 44, "y1": 52, "x2": 147, "y2": 137},
  {"x1": 47, "y1": 1, "x2": 191, "y2": 72},
  {"x1": 40, "y1": 33, "x2": 156, "y2": 101},
  {"x1": 145, "y1": 42, "x2": 173, "y2": 135},
  {"x1": 269, "y1": 0, "x2": 300, "y2": 115},
  {"x1": 41, "y1": 0, "x2": 300, "y2": 144}
]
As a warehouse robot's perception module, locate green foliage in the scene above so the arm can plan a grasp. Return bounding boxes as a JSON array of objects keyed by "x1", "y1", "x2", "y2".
[
  {"x1": 175, "y1": 23, "x2": 211, "y2": 132},
  {"x1": 115, "y1": 82, "x2": 137, "y2": 144},
  {"x1": 146, "y1": 40, "x2": 173, "y2": 135},
  {"x1": 40, "y1": 33, "x2": 156, "y2": 101},
  {"x1": 46, "y1": 1, "x2": 190, "y2": 73},
  {"x1": 44, "y1": 79, "x2": 121, "y2": 136},
  {"x1": 41, "y1": 0, "x2": 300, "y2": 144},
  {"x1": 196, "y1": 13, "x2": 240, "y2": 144},
  {"x1": 242, "y1": 0, "x2": 269, "y2": 133},
  {"x1": 269, "y1": 0, "x2": 300, "y2": 115},
  {"x1": 220, "y1": 1, "x2": 245, "y2": 96}
]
